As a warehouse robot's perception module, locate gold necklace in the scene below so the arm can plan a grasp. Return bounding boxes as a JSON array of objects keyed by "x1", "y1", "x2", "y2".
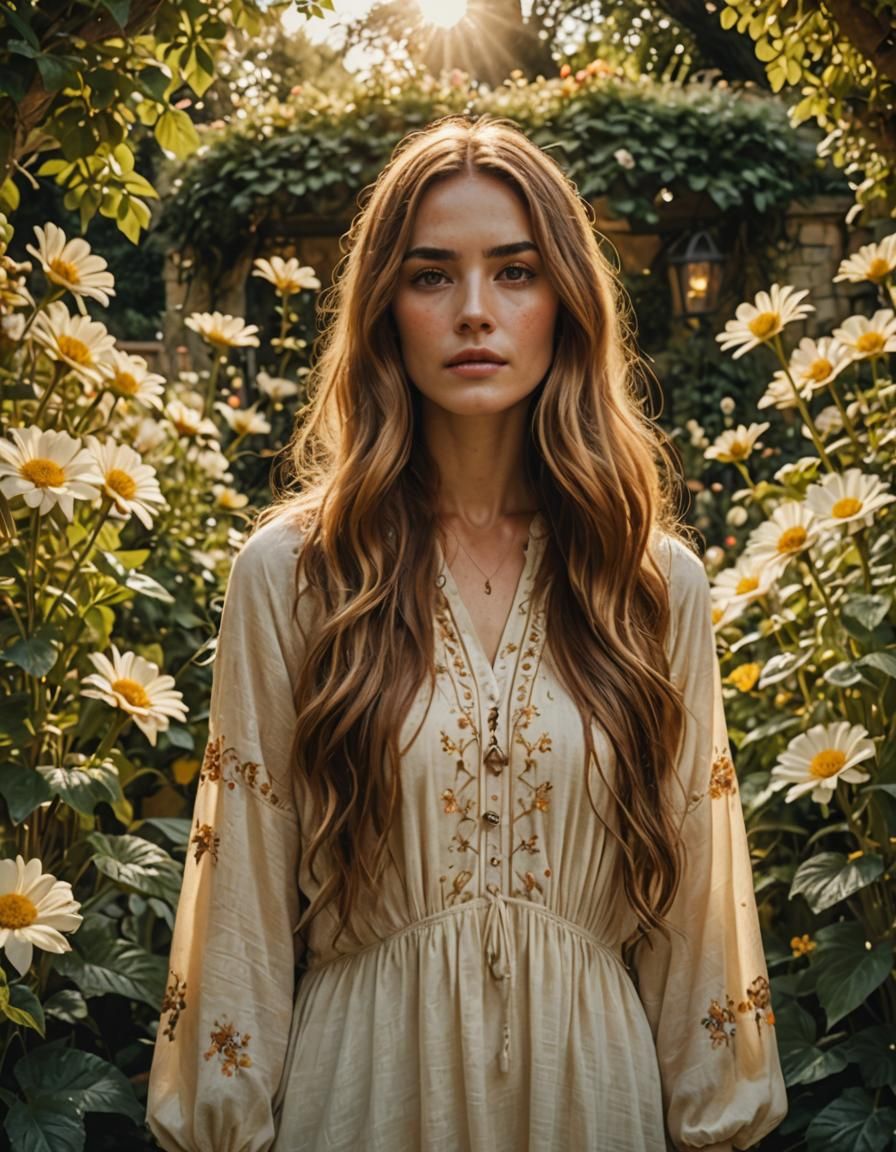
[{"x1": 439, "y1": 518, "x2": 524, "y2": 595}]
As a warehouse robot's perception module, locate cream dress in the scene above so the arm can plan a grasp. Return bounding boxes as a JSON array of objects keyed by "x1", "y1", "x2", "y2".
[{"x1": 146, "y1": 511, "x2": 787, "y2": 1152}]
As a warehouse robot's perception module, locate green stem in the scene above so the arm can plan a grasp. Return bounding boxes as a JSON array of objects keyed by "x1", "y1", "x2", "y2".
[
  {"x1": 31, "y1": 362, "x2": 66, "y2": 424},
  {"x1": 203, "y1": 353, "x2": 225, "y2": 420},
  {"x1": 852, "y1": 526, "x2": 873, "y2": 593},
  {"x1": 44, "y1": 497, "x2": 112, "y2": 624},
  {"x1": 803, "y1": 550, "x2": 837, "y2": 617},
  {"x1": 824, "y1": 375, "x2": 863, "y2": 454}
]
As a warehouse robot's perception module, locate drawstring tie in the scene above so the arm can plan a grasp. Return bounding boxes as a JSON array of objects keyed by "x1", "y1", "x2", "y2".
[{"x1": 483, "y1": 890, "x2": 516, "y2": 1073}]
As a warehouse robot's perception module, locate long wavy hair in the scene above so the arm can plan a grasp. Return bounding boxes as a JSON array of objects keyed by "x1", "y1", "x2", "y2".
[{"x1": 258, "y1": 114, "x2": 695, "y2": 955}]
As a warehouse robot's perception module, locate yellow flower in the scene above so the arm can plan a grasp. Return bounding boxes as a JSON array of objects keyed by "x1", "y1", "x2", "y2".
[
  {"x1": 105, "y1": 349, "x2": 166, "y2": 409},
  {"x1": 0, "y1": 855, "x2": 83, "y2": 976},
  {"x1": 745, "y1": 501, "x2": 819, "y2": 574},
  {"x1": 790, "y1": 933, "x2": 817, "y2": 957},
  {"x1": 833, "y1": 234, "x2": 896, "y2": 284},
  {"x1": 831, "y1": 310, "x2": 896, "y2": 360},
  {"x1": 727, "y1": 663, "x2": 761, "y2": 692},
  {"x1": 0, "y1": 425, "x2": 102, "y2": 518},
  {"x1": 716, "y1": 284, "x2": 814, "y2": 359},
  {"x1": 704, "y1": 421, "x2": 770, "y2": 463},
  {"x1": 85, "y1": 435, "x2": 166, "y2": 528},
  {"x1": 31, "y1": 301, "x2": 116, "y2": 387},
  {"x1": 25, "y1": 222, "x2": 115, "y2": 308},
  {"x1": 804, "y1": 468, "x2": 895, "y2": 535},
  {"x1": 251, "y1": 257, "x2": 320, "y2": 295}
]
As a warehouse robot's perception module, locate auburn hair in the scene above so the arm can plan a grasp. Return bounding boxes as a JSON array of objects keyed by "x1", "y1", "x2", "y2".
[{"x1": 258, "y1": 114, "x2": 694, "y2": 955}]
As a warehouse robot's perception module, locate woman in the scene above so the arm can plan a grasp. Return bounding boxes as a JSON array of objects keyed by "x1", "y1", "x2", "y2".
[{"x1": 146, "y1": 115, "x2": 787, "y2": 1152}]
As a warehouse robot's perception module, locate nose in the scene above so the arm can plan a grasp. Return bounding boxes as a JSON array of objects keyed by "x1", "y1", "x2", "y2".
[{"x1": 454, "y1": 274, "x2": 495, "y2": 334}]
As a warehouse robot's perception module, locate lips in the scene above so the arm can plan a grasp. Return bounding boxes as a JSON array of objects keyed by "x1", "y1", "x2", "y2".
[{"x1": 445, "y1": 349, "x2": 508, "y2": 366}]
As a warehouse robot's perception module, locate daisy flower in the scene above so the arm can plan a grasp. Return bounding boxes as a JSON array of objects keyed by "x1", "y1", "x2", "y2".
[
  {"x1": 31, "y1": 301, "x2": 116, "y2": 387},
  {"x1": 192, "y1": 446, "x2": 232, "y2": 480},
  {"x1": 804, "y1": 468, "x2": 895, "y2": 534},
  {"x1": 131, "y1": 417, "x2": 167, "y2": 455},
  {"x1": 745, "y1": 502, "x2": 820, "y2": 574},
  {"x1": 105, "y1": 349, "x2": 166, "y2": 409},
  {"x1": 213, "y1": 484, "x2": 249, "y2": 510},
  {"x1": 787, "y1": 337, "x2": 853, "y2": 396},
  {"x1": 716, "y1": 284, "x2": 814, "y2": 359},
  {"x1": 25, "y1": 223, "x2": 115, "y2": 308},
  {"x1": 0, "y1": 426, "x2": 102, "y2": 518},
  {"x1": 831, "y1": 310, "x2": 896, "y2": 360},
  {"x1": 214, "y1": 402, "x2": 271, "y2": 437},
  {"x1": 184, "y1": 312, "x2": 260, "y2": 350},
  {"x1": 0, "y1": 856, "x2": 83, "y2": 976},
  {"x1": 803, "y1": 405, "x2": 844, "y2": 442},
  {"x1": 255, "y1": 370, "x2": 300, "y2": 401},
  {"x1": 85, "y1": 436, "x2": 167, "y2": 528},
  {"x1": 770, "y1": 721, "x2": 875, "y2": 804},
  {"x1": 758, "y1": 372, "x2": 802, "y2": 411},
  {"x1": 164, "y1": 399, "x2": 219, "y2": 441},
  {"x1": 833, "y1": 234, "x2": 896, "y2": 284},
  {"x1": 81, "y1": 645, "x2": 188, "y2": 746},
  {"x1": 710, "y1": 554, "x2": 777, "y2": 628},
  {"x1": 252, "y1": 257, "x2": 320, "y2": 295},
  {"x1": 704, "y1": 421, "x2": 770, "y2": 463}
]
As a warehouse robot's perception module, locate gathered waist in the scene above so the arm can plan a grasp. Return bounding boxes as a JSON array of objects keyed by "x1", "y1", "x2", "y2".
[{"x1": 304, "y1": 894, "x2": 628, "y2": 976}]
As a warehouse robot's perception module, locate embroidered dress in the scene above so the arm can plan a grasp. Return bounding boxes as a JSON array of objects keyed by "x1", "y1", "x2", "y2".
[{"x1": 146, "y1": 511, "x2": 787, "y2": 1152}]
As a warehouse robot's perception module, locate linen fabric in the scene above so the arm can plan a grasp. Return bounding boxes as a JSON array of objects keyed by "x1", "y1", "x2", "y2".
[{"x1": 146, "y1": 511, "x2": 787, "y2": 1152}]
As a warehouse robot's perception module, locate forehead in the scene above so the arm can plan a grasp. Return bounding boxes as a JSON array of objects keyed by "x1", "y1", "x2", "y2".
[{"x1": 407, "y1": 172, "x2": 532, "y2": 245}]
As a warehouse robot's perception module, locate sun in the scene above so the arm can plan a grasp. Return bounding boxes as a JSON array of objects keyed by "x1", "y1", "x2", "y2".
[{"x1": 417, "y1": 0, "x2": 468, "y2": 29}]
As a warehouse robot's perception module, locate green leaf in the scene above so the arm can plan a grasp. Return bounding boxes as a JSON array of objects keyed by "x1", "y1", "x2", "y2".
[
  {"x1": 35, "y1": 760, "x2": 122, "y2": 816},
  {"x1": 4, "y1": 1097, "x2": 85, "y2": 1152},
  {"x1": 806, "y1": 1087, "x2": 896, "y2": 1152},
  {"x1": 0, "y1": 763, "x2": 54, "y2": 824},
  {"x1": 35, "y1": 54, "x2": 80, "y2": 93},
  {"x1": 155, "y1": 108, "x2": 200, "y2": 158},
  {"x1": 812, "y1": 922, "x2": 893, "y2": 1028},
  {"x1": 42, "y1": 989, "x2": 88, "y2": 1024},
  {"x1": 52, "y1": 917, "x2": 166, "y2": 1008},
  {"x1": 840, "y1": 1026, "x2": 896, "y2": 1088},
  {"x1": 719, "y1": 6, "x2": 738, "y2": 30},
  {"x1": 856, "y1": 651, "x2": 896, "y2": 679},
  {"x1": 100, "y1": 0, "x2": 131, "y2": 27},
  {"x1": 780, "y1": 1038, "x2": 848, "y2": 1086},
  {"x1": 14, "y1": 1046, "x2": 143, "y2": 1123},
  {"x1": 789, "y1": 852, "x2": 884, "y2": 914},
  {"x1": 842, "y1": 594, "x2": 891, "y2": 633},
  {"x1": 2, "y1": 633, "x2": 58, "y2": 677},
  {"x1": 86, "y1": 832, "x2": 183, "y2": 904},
  {"x1": 0, "y1": 693, "x2": 30, "y2": 743},
  {"x1": 135, "y1": 816, "x2": 192, "y2": 847},
  {"x1": 5, "y1": 984, "x2": 45, "y2": 1037}
]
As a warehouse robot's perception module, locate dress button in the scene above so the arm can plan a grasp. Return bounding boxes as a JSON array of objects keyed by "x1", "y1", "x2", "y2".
[
  {"x1": 483, "y1": 810, "x2": 500, "y2": 825},
  {"x1": 489, "y1": 856, "x2": 501, "y2": 867}
]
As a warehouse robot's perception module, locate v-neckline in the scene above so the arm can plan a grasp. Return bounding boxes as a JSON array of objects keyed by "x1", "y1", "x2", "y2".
[{"x1": 435, "y1": 512, "x2": 546, "y2": 693}]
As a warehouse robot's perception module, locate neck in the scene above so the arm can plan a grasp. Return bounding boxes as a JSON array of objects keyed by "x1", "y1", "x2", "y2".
[{"x1": 420, "y1": 397, "x2": 539, "y2": 530}]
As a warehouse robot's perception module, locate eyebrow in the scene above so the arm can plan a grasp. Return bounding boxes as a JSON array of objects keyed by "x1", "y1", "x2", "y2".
[{"x1": 403, "y1": 241, "x2": 539, "y2": 262}]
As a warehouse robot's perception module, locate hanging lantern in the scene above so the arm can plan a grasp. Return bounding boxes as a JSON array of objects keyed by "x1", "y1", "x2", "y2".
[{"x1": 666, "y1": 229, "x2": 725, "y2": 319}]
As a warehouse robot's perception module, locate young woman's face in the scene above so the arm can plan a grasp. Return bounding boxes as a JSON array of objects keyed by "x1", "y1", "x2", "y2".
[{"x1": 392, "y1": 172, "x2": 559, "y2": 418}]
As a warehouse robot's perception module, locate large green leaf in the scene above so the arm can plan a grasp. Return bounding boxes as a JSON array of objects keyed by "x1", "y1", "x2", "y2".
[
  {"x1": 35, "y1": 760, "x2": 122, "y2": 815},
  {"x1": 840, "y1": 1026, "x2": 896, "y2": 1088},
  {"x1": 806, "y1": 1087, "x2": 896, "y2": 1152},
  {"x1": 52, "y1": 915, "x2": 166, "y2": 1008},
  {"x1": 42, "y1": 989, "x2": 88, "y2": 1024},
  {"x1": 86, "y1": 832, "x2": 183, "y2": 904},
  {"x1": 2, "y1": 982, "x2": 45, "y2": 1037},
  {"x1": 1, "y1": 632, "x2": 58, "y2": 676},
  {"x1": 789, "y1": 852, "x2": 884, "y2": 914},
  {"x1": 4, "y1": 1098, "x2": 84, "y2": 1152},
  {"x1": 0, "y1": 763, "x2": 53, "y2": 823},
  {"x1": 13, "y1": 1046, "x2": 143, "y2": 1123},
  {"x1": 812, "y1": 922, "x2": 893, "y2": 1028}
]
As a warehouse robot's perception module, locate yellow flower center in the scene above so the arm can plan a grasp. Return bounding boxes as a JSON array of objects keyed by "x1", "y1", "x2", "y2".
[
  {"x1": 777, "y1": 526, "x2": 807, "y2": 553},
  {"x1": 106, "y1": 468, "x2": 137, "y2": 500},
  {"x1": 748, "y1": 311, "x2": 780, "y2": 340},
  {"x1": 727, "y1": 439, "x2": 750, "y2": 460},
  {"x1": 21, "y1": 457, "x2": 66, "y2": 487},
  {"x1": 735, "y1": 575, "x2": 759, "y2": 595},
  {"x1": 57, "y1": 333, "x2": 92, "y2": 366},
  {"x1": 0, "y1": 892, "x2": 38, "y2": 929},
  {"x1": 113, "y1": 371, "x2": 139, "y2": 396},
  {"x1": 809, "y1": 748, "x2": 847, "y2": 779},
  {"x1": 172, "y1": 417, "x2": 198, "y2": 436},
  {"x1": 49, "y1": 257, "x2": 81, "y2": 286},
  {"x1": 866, "y1": 257, "x2": 892, "y2": 281},
  {"x1": 806, "y1": 358, "x2": 832, "y2": 383},
  {"x1": 112, "y1": 677, "x2": 151, "y2": 709},
  {"x1": 831, "y1": 497, "x2": 862, "y2": 519},
  {"x1": 729, "y1": 663, "x2": 760, "y2": 692},
  {"x1": 856, "y1": 332, "x2": 885, "y2": 355}
]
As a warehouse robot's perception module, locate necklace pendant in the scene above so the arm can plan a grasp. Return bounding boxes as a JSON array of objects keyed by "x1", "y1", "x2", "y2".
[{"x1": 484, "y1": 579, "x2": 492, "y2": 595}]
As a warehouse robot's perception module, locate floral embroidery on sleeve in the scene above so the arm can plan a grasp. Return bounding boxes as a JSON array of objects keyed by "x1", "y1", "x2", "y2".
[
  {"x1": 160, "y1": 971, "x2": 188, "y2": 1041},
  {"x1": 709, "y1": 747, "x2": 737, "y2": 798},
  {"x1": 198, "y1": 734, "x2": 291, "y2": 813},
  {"x1": 702, "y1": 976, "x2": 776, "y2": 1048},
  {"x1": 204, "y1": 1018, "x2": 253, "y2": 1076},
  {"x1": 191, "y1": 820, "x2": 220, "y2": 865}
]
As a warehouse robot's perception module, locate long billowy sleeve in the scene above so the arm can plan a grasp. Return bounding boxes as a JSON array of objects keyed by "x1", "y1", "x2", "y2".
[
  {"x1": 633, "y1": 539, "x2": 788, "y2": 1152},
  {"x1": 146, "y1": 518, "x2": 305, "y2": 1152}
]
